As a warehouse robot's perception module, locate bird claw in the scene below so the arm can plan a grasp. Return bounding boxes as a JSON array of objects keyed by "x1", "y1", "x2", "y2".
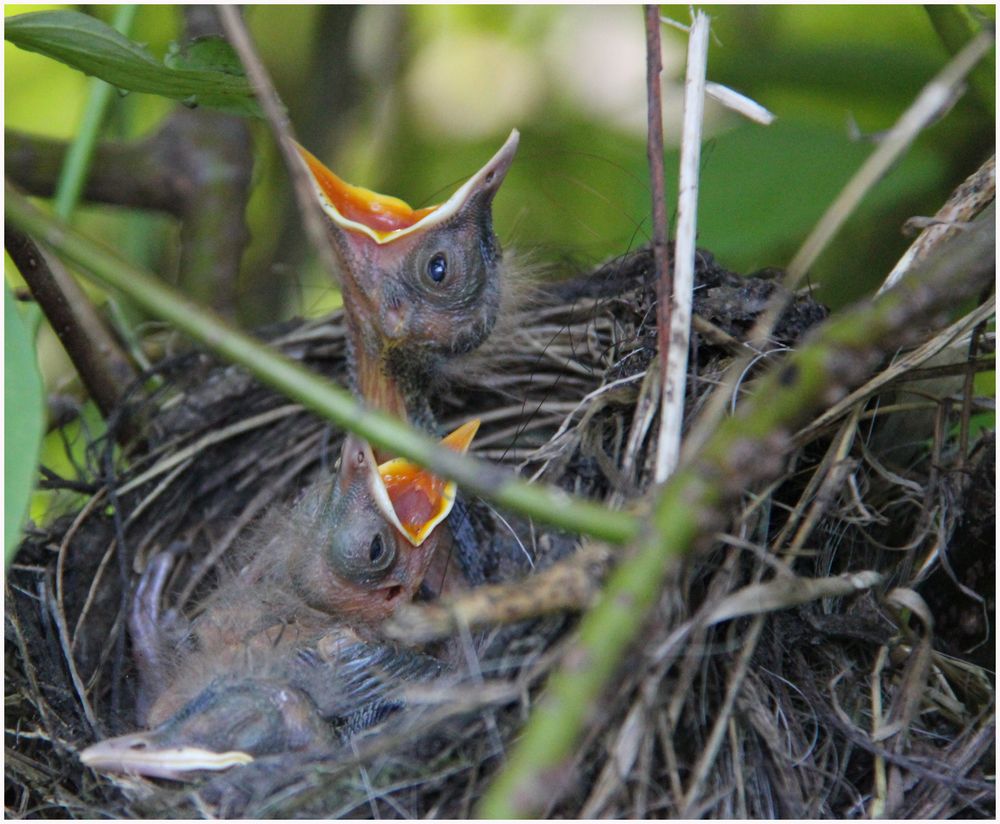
[{"x1": 131, "y1": 543, "x2": 192, "y2": 725}]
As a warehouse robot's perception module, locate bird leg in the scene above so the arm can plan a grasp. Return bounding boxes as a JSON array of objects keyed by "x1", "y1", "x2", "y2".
[{"x1": 130, "y1": 543, "x2": 192, "y2": 726}]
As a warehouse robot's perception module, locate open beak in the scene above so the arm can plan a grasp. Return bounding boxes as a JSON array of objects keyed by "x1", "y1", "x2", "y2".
[
  {"x1": 294, "y1": 130, "x2": 519, "y2": 245},
  {"x1": 374, "y1": 419, "x2": 480, "y2": 547}
]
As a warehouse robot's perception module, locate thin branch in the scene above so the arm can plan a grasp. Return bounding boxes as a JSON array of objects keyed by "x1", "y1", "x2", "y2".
[
  {"x1": 5, "y1": 129, "x2": 183, "y2": 213},
  {"x1": 644, "y1": 4, "x2": 672, "y2": 482},
  {"x1": 172, "y1": 7, "x2": 255, "y2": 318},
  {"x1": 383, "y1": 543, "x2": 614, "y2": 643},
  {"x1": 784, "y1": 29, "x2": 994, "y2": 288},
  {"x1": 880, "y1": 153, "x2": 995, "y2": 293},
  {"x1": 217, "y1": 6, "x2": 345, "y2": 288},
  {"x1": 4, "y1": 227, "x2": 138, "y2": 432},
  {"x1": 705, "y1": 81, "x2": 776, "y2": 125},
  {"x1": 7, "y1": 107, "x2": 254, "y2": 318},
  {"x1": 4, "y1": 183, "x2": 639, "y2": 547},
  {"x1": 655, "y1": 9, "x2": 710, "y2": 482},
  {"x1": 476, "y1": 207, "x2": 994, "y2": 819}
]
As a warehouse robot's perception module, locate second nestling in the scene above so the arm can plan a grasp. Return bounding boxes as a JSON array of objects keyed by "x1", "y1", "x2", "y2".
[{"x1": 80, "y1": 422, "x2": 479, "y2": 779}]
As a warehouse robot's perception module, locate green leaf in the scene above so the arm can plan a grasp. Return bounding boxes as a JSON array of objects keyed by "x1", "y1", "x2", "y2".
[
  {"x1": 4, "y1": 284, "x2": 45, "y2": 567},
  {"x1": 4, "y1": 10, "x2": 262, "y2": 118},
  {"x1": 164, "y1": 35, "x2": 244, "y2": 76}
]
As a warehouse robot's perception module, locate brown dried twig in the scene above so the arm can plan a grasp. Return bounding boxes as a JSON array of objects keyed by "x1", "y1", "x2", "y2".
[{"x1": 4, "y1": 226, "x2": 138, "y2": 435}]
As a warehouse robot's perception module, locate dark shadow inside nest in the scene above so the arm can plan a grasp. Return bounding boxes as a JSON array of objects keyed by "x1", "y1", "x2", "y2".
[{"x1": 7, "y1": 246, "x2": 994, "y2": 819}]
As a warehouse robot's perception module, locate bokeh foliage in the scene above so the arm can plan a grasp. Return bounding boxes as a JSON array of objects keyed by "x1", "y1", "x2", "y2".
[{"x1": 4, "y1": 4, "x2": 995, "y2": 542}]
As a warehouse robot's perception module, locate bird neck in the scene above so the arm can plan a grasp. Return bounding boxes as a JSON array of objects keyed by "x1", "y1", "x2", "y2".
[
  {"x1": 343, "y1": 307, "x2": 440, "y2": 458},
  {"x1": 344, "y1": 312, "x2": 410, "y2": 425}
]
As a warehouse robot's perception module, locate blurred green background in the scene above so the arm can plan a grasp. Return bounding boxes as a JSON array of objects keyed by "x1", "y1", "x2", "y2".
[
  {"x1": 4, "y1": 4, "x2": 995, "y2": 538},
  {"x1": 7, "y1": 4, "x2": 995, "y2": 346}
]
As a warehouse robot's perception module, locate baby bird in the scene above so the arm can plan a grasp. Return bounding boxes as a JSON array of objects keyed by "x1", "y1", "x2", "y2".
[
  {"x1": 80, "y1": 422, "x2": 477, "y2": 779},
  {"x1": 78, "y1": 627, "x2": 445, "y2": 780},
  {"x1": 286, "y1": 420, "x2": 480, "y2": 622},
  {"x1": 297, "y1": 131, "x2": 520, "y2": 589},
  {"x1": 82, "y1": 134, "x2": 520, "y2": 779},
  {"x1": 296, "y1": 129, "x2": 519, "y2": 430}
]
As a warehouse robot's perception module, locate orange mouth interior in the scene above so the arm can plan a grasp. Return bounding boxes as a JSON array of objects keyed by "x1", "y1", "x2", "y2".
[
  {"x1": 377, "y1": 419, "x2": 480, "y2": 544},
  {"x1": 298, "y1": 146, "x2": 438, "y2": 237}
]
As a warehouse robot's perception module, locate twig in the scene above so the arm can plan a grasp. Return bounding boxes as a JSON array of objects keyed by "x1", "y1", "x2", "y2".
[
  {"x1": 476, "y1": 205, "x2": 994, "y2": 819},
  {"x1": 644, "y1": 5, "x2": 673, "y2": 482},
  {"x1": 654, "y1": 9, "x2": 709, "y2": 483},
  {"x1": 217, "y1": 6, "x2": 344, "y2": 287},
  {"x1": 4, "y1": 183, "x2": 639, "y2": 546},
  {"x1": 784, "y1": 30, "x2": 994, "y2": 289},
  {"x1": 880, "y1": 154, "x2": 995, "y2": 293},
  {"x1": 4, "y1": 227, "x2": 137, "y2": 428},
  {"x1": 8, "y1": 111, "x2": 254, "y2": 317},
  {"x1": 705, "y1": 81, "x2": 775, "y2": 125},
  {"x1": 703, "y1": 570, "x2": 882, "y2": 625},
  {"x1": 382, "y1": 543, "x2": 613, "y2": 644},
  {"x1": 6, "y1": 129, "x2": 183, "y2": 213}
]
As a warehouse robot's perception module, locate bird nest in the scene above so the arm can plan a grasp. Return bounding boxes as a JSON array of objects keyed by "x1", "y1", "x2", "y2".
[{"x1": 6, "y1": 247, "x2": 994, "y2": 818}]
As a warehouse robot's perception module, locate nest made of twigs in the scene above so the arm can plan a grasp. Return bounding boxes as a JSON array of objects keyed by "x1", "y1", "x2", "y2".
[{"x1": 6, "y1": 246, "x2": 994, "y2": 819}]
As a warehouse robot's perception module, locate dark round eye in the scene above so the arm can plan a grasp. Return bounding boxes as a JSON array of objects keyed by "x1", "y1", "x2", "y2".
[
  {"x1": 369, "y1": 534, "x2": 386, "y2": 565},
  {"x1": 355, "y1": 450, "x2": 365, "y2": 466},
  {"x1": 427, "y1": 252, "x2": 448, "y2": 283}
]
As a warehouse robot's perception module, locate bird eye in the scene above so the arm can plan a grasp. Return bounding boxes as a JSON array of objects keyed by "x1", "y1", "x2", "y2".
[
  {"x1": 426, "y1": 252, "x2": 448, "y2": 284},
  {"x1": 368, "y1": 534, "x2": 395, "y2": 572}
]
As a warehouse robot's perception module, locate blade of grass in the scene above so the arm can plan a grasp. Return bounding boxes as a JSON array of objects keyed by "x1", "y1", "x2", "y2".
[{"x1": 53, "y1": 5, "x2": 139, "y2": 220}]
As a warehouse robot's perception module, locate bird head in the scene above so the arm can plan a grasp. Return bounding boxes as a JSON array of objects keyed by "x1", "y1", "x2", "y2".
[
  {"x1": 79, "y1": 678, "x2": 332, "y2": 780},
  {"x1": 290, "y1": 420, "x2": 480, "y2": 622},
  {"x1": 295, "y1": 131, "x2": 519, "y2": 366}
]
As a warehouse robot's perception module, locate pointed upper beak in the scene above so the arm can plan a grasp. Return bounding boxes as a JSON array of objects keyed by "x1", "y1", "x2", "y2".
[
  {"x1": 294, "y1": 130, "x2": 520, "y2": 245},
  {"x1": 79, "y1": 734, "x2": 253, "y2": 781},
  {"x1": 375, "y1": 419, "x2": 480, "y2": 547}
]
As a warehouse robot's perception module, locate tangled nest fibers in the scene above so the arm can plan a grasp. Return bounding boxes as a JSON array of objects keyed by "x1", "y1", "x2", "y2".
[{"x1": 7, "y1": 247, "x2": 995, "y2": 818}]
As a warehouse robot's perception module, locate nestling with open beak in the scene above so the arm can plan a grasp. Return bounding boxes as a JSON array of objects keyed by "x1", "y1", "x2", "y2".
[
  {"x1": 80, "y1": 421, "x2": 477, "y2": 779},
  {"x1": 295, "y1": 129, "x2": 519, "y2": 428},
  {"x1": 296, "y1": 131, "x2": 520, "y2": 590},
  {"x1": 287, "y1": 419, "x2": 480, "y2": 620},
  {"x1": 80, "y1": 133, "x2": 519, "y2": 780}
]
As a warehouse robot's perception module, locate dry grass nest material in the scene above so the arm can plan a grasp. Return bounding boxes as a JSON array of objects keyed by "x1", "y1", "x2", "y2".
[{"x1": 7, "y1": 247, "x2": 995, "y2": 818}]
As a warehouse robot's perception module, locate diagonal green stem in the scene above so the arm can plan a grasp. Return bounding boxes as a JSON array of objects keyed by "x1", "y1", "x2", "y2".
[
  {"x1": 53, "y1": 5, "x2": 138, "y2": 221},
  {"x1": 5, "y1": 183, "x2": 639, "y2": 547}
]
